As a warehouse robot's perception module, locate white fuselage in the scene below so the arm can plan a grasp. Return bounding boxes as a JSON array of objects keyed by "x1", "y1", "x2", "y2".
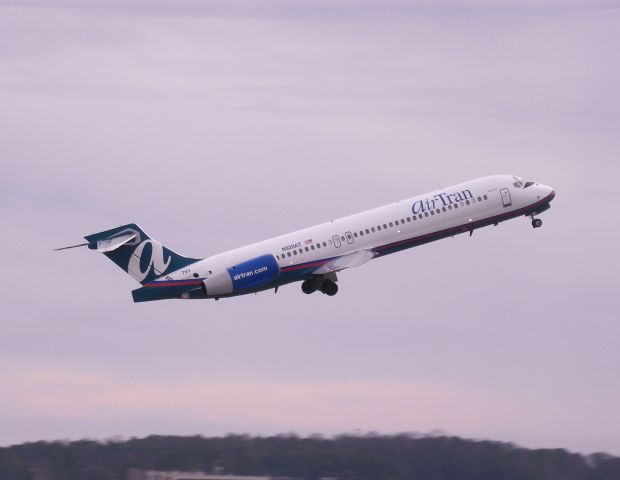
[{"x1": 155, "y1": 174, "x2": 554, "y2": 298}]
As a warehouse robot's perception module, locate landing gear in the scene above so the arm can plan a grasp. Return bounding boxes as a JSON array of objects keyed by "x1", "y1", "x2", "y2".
[
  {"x1": 321, "y1": 280, "x2": 338, "y2": 296},
  {"x1": 300, "y1": 274, "x2": 339, "y2": 296},
  {"x1": 528, "y1": 212, "x2": 543, "y2": 228},
  {"x1": 301, "y1": 279, "x2": 317, "y2": 294}
]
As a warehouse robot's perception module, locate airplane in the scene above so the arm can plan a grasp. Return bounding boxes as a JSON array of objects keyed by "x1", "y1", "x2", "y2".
[{"x1": 57, "y1": 175, "x2": 555, "y2": 302}]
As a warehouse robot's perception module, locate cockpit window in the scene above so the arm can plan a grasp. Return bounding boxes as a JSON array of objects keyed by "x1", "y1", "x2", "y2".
[{"x1": 513, "y1": 176, "x2": 534, "y2": 189}]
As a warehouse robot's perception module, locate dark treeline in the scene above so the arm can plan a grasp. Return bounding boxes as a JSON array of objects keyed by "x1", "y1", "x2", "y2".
[{"x1": 1, "y1": 433, "x2": 620, "y2": 480}]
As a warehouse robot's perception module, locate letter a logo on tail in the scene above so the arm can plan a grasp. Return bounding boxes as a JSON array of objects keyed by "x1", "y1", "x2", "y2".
[
  {"x1": 83, "y1": 223, "x2": 201, "y2": 285},
  {"x1": 128, "y1": 240, "x2": 172, "y2": 283}
]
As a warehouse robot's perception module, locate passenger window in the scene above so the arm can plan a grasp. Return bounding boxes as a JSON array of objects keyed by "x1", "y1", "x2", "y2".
[
  {"x1": 293, "y1": 250, "x2": 298, "y2": 255},
  {"x1": 407, "y1": 217, "x2": 411, "y2": 222},
  {"x1": 418, "y1": 214, "x2": 423, "y2": 219},
  {"x1": 276, "y1": 255, "x2": 280, "y2": 260},
  {"x1": 389, "y1": 222, "x2": 393, "y2": 227},
  {"x1": 442, "y1": 207, "x2": 446, "y2": 212},
  {"x1": 454, "y1": 204, "x2": 459, "y2": 209},
  {"x1": 365, "y1": 229, "x2": 370, "y2": 234},
  {"x1": 322, "y1": 241, "x2": 327, "y2": 247},
  {"x1": 400, "y1": 218, "x2": 405, "y2": 223},
  {"x1": 448, "y1": 205, "x2": 453, "y2": 210},
  {"x1": 412, "y1": 216, "x2": 417, "y2": 221},
  {"x1": 430, "y1": 211, "x2": 435, "y2": 215},
  {"x1": 424, "y1": 212, "x2": 429, "y2": 217},
  {"x1": 287, "y1": 252, "x2": 291, "y2": 257},
  {"x1": 354, "y1": 232, "x2": 358, "y2": 237},
  {"x1": 436, "y1": 209, "x2": 440, "y2": 214},
  {"x1": 305, "y1": 247, "x2": 309, "y2": 252},
  {"x1": 383, "y1": 224, "x2": 387, "y2": 229},
  {"x1": 377, "y1": 226, "x2": 382, "y2": 231},
  {"x1": 311, "y1": 245, "x2": 315, "y2": 250},
  {"x1": 371, "y1": 227, "x2": 376, "y2": 232},
  {"x1": 466, "y1": 200, "x2": 470, "y2": 205},
  {"x1": 341, "y1": 236, "x2": 345, "y2": 242},
  {"x1": 316, "y1": 243, "x2": 321, "y2": 249},
  {"x1": 484, "y1": 194, "x2": 488, "y2": 200},
  {"x1": 477, "y1": 196, "x2": 482, "y2": 202}
]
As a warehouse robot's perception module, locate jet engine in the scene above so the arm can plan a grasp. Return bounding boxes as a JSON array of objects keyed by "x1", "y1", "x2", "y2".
[{"x1": 203, "y1": 254, "x2": 280, "y2": 297}]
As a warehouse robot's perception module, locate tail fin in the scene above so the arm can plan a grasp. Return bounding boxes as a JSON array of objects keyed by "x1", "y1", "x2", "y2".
[{"x1": 83, "y1": 224, "x2": 200, "y2": 285}]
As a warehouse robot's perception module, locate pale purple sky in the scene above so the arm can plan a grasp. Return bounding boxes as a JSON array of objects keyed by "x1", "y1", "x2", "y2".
[{"x1": 1, "y1": 0, "x2": 619, "y2": 455}]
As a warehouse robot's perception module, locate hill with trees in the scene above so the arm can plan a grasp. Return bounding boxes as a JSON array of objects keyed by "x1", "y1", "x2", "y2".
[{"x1": 1, "y1": 433, "x2": 620, "y2": 480}]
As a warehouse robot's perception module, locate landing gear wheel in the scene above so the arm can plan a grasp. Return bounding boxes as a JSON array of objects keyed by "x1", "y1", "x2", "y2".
[
  {"x1": 301, "y1": 279, "x2": 317, "y2": 294},
  {"x1": 532, "y1": 218, "x2": 543, "y2": 228},
  {"x1": 321, "y1": 280, "x2": 338, "y2": 296}
]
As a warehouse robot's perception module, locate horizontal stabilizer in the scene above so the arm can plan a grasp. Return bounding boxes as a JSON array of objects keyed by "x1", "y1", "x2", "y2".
[
  {"x1": 132, "y1": 282, "x2": 205, "y2": 302},
  {"x1": 53, "y1": 242, "x2": 89, "y2": 251},
  {"x1": 313, "y1": 249, "x2": 377, "y2": 274},
  {"x1": 96, "y1": 232, "x2": 137, "y2": 252}
]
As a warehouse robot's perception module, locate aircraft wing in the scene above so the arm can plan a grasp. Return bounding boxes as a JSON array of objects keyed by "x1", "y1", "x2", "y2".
[{"x1": 312, "y1": 249, "x2": 377, "y2": 274}]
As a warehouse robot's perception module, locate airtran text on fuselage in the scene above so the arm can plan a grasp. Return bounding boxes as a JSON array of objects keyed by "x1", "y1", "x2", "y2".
[{"x1": 412, "y1": 189, "x2": 474, "y2": 214}]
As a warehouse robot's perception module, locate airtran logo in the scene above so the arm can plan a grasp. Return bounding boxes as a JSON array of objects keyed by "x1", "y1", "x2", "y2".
[
  {"x1": 412, "y1": 189, "x2": 473, "y2": 214},
  {"x1": 122, "y1": 230, "x2": 171, "y2": 282},
  {"x1": 233, "y1": 266, "x2": 269, "y2": 281}
]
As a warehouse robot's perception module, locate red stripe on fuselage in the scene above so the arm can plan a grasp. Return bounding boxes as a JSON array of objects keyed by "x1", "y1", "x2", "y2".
[
  {"x1": 146, "y1": 280, "x2": 203, "y2": 288},
  {"x1": 281, "y1": 258, "x2": 332, "y2": 272}
]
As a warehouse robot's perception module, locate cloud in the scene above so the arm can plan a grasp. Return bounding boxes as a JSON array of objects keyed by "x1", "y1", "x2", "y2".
[
  {"x1": 0, "y1": 365, "x2": 552, "y2": 436},
  {"x1": 1, "y1": 0, "x2": 618, "y2": 19},
  {"x1": 0, "y1": 0, "x2": 619, "y2": 456}
]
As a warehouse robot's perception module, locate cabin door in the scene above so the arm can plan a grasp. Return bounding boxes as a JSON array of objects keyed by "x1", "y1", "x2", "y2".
[
  {"x1": 332, "y1": 235, "x2": 342, "y2": 248},
  {"x1": 500, "y1": 188, "x2": 512, "y2": 207}
]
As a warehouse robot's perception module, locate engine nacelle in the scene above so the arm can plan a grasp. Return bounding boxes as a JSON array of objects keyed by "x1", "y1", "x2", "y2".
[{"x1": 203, "y1": 254, "x2": 280, "y2": 297}]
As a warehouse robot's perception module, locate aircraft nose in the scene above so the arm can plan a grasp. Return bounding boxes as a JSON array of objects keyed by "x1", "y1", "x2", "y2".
[{"x1": 540, "y1": 184, "x2": 555, "y2": 202}]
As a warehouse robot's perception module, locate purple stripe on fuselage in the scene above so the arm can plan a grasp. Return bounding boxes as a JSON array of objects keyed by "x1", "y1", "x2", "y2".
[
  {"x1": 280, "y1": 257, "x2": 338, "y2": 273},
  {"x1": 146, "y1": 279, "x2": 203, "y2": 288}
]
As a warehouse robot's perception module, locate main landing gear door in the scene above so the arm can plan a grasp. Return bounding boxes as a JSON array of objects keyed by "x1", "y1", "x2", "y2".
[{"x1": 500, "y1": 188, "x2": 512, "y2": 207}]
